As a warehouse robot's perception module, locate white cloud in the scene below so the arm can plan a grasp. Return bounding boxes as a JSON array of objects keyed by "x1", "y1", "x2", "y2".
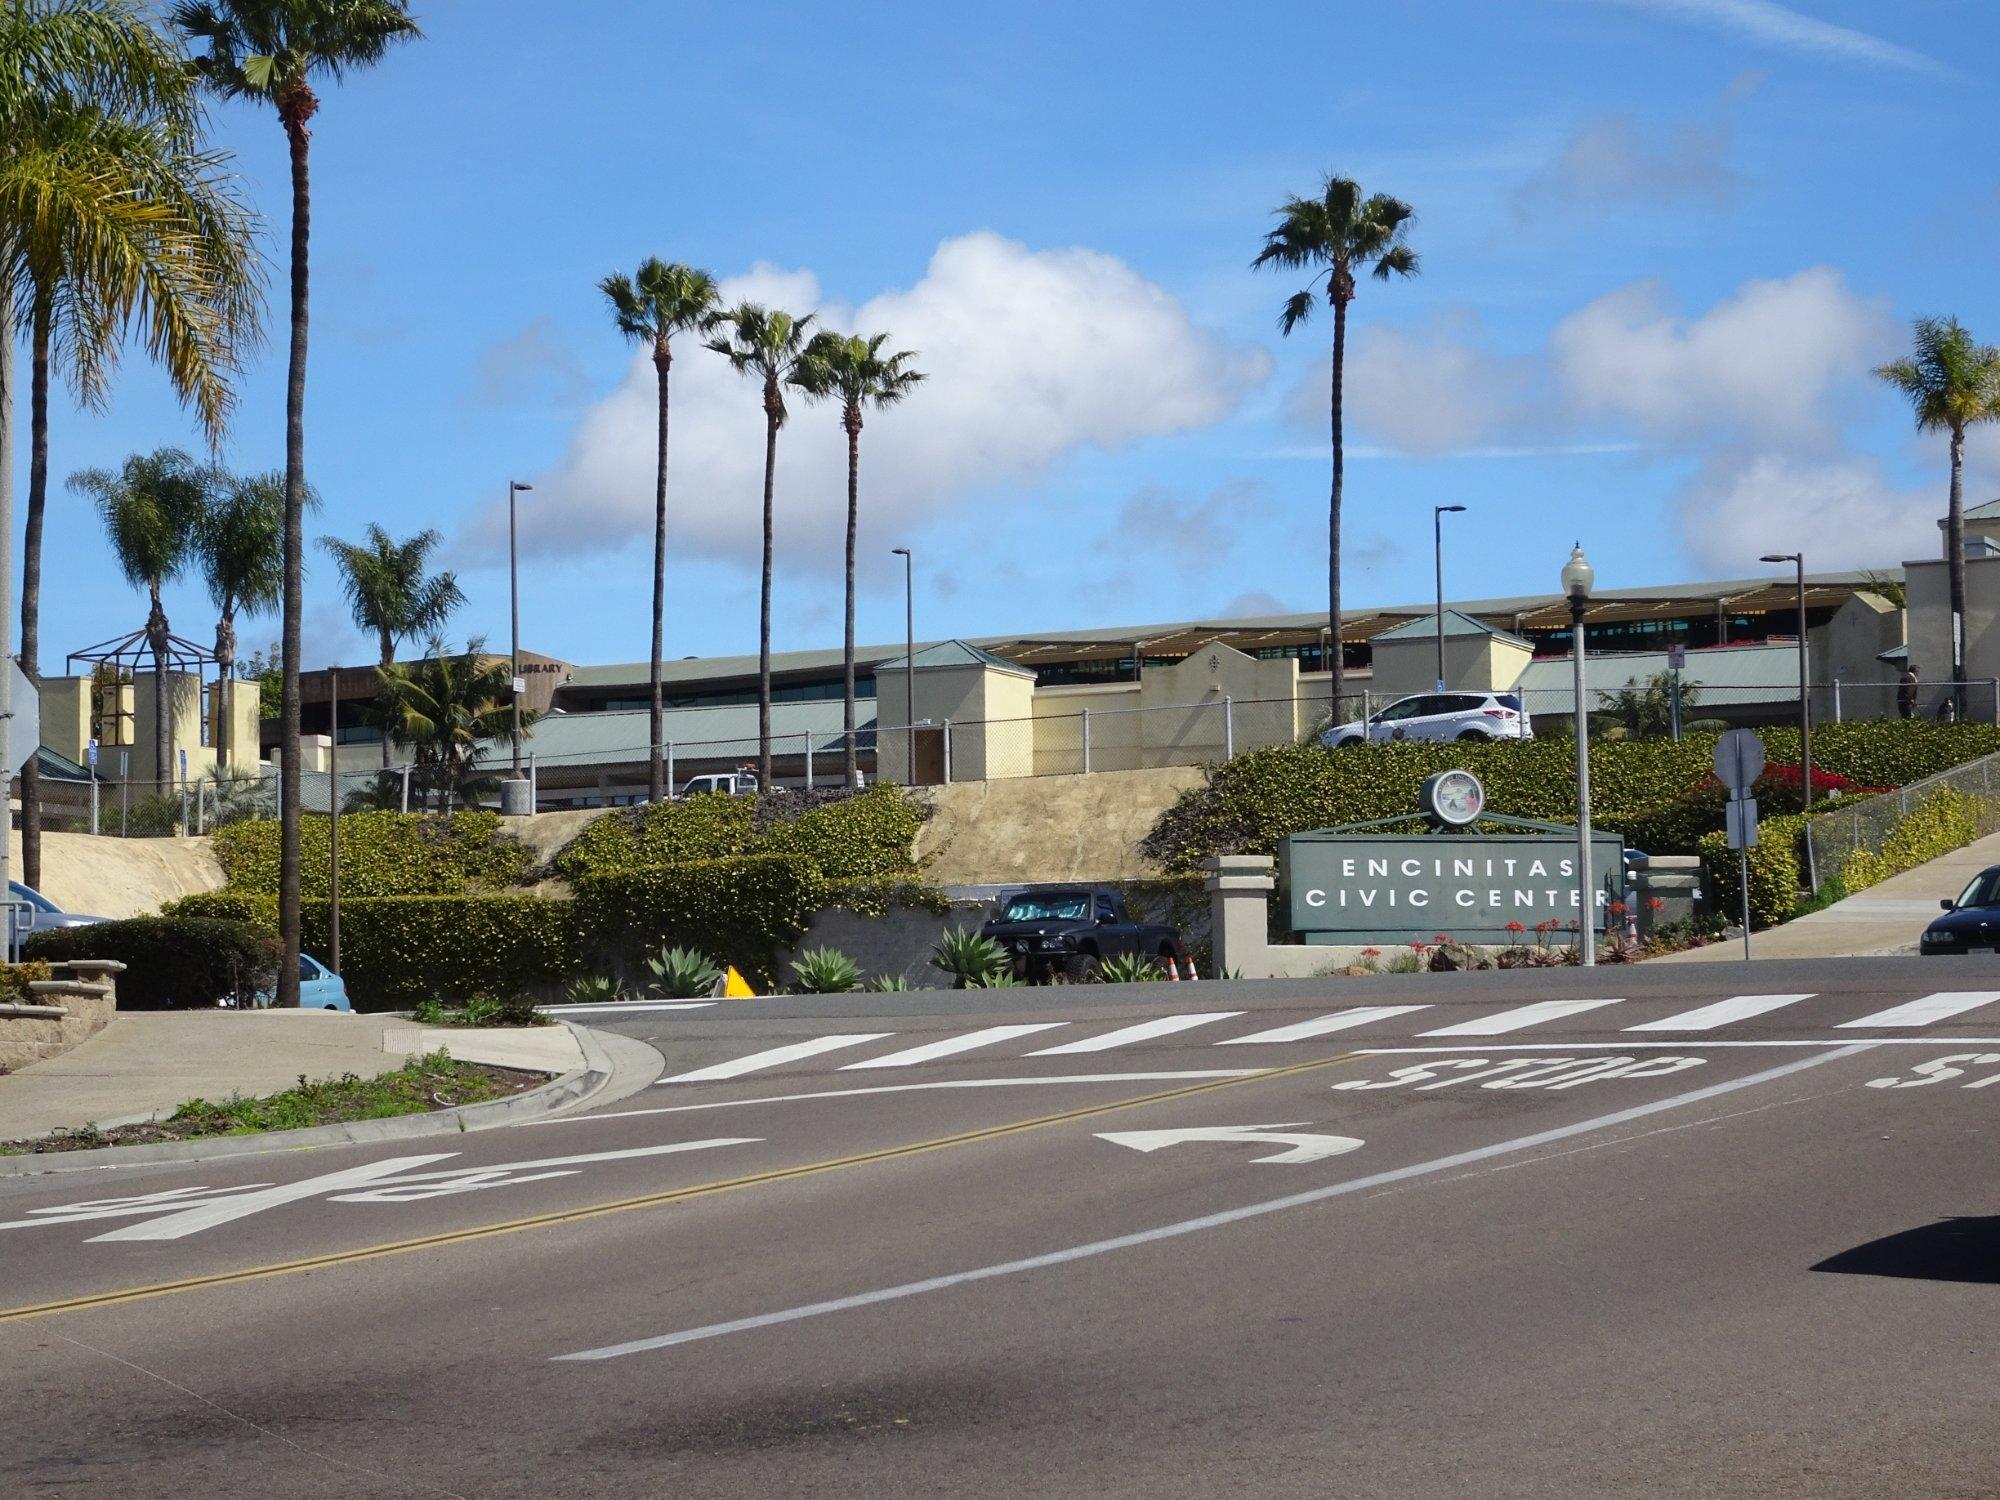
[
  {"x1": 1609, "y1": 0, "x2": 1943, "y2": 74},
  {"x1": 1550, "y1": 266, "x2": 1897, "y2": 446},
  {"x1": 1334, "y1": 311, "x2": 1544, "y2": 458},
  {"x1": 1115, "y1": 481, "x2": 1264, "y2": 567},
  {"x1": 1513, "y1": 104, "x2": 1744, "y2": 217},
  {"x1": 1671, "y1": 451, "x2": 1940, "y2": 572},
  {"x1": 471, "y1": 317, "x2": 590, "y2": 408},
  {"x1": 476, "y1": 232, "x2": 1270, "y2": 571}
]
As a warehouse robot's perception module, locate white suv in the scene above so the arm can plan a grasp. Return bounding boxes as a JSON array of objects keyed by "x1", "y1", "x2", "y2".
[{"x1": 1321, "y1": 691, "x2": 1534, "y2": 748}]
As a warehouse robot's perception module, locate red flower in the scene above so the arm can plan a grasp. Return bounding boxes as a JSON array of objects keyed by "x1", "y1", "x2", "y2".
[
  {"x1": 1433, "y1": 934, "x2": 1452, "y2": 945},
  {"x1": 1360, "y1": 947, "x2": 1381, "y2": 958},
  {"x1": 1646, "y1": 897, "x2": 1665, "y2": 912},
  {"x1": 1505, "y1": 920, "x2": 1527, "y2": 934},
  {"x1": 1409, "y1": 940, "x2": 1429, "y2": 952},
  {"x1": 1607, "y1": 900, "x2": 1627, "y2": 915}
]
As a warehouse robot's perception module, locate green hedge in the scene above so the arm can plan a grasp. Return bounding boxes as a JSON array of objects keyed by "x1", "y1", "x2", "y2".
[
  {"x1": 553, "y1": 785, "x2": 925, "y2": 885},
  {"x1": 171, "y1": 891, "x2": 576, "y2": 1012},
  {"x1": 573, "y1": 853, "x2": 824, "y2": 984},
  {"x1": 1142, "y1": 723, "x2": 2000, "y2": 874},
  {"x1": 212, "y1": 809, "x2": 531, "y2": 898},
  {"x1": 26, "y1": 916, "x2": 280, "y2": 1009}
]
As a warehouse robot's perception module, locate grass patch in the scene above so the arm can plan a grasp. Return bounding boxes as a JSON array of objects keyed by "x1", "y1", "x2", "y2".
[{"x1": 0, "y1": 1050, "x2": 542, "y2": 1155}]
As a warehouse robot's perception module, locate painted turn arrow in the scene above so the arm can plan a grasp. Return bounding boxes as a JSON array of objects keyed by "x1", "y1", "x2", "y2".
[{"x1": 1094, "y1": 1123, "x2": 1365, "y2": 1165}]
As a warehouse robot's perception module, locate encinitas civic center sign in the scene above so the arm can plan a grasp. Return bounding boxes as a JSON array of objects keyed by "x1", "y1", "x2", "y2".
[{"x1": 1279, "y1": 772, "x2": 1625, "y2": 945}]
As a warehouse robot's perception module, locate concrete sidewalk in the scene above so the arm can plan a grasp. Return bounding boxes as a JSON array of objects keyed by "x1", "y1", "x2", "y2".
[
  {"x1": 0, "y1": 1010, "x2": 585, "y2": 1141},
  {"x1": 1652, "y1": 828, "x2": 2000, "y2": 963}
]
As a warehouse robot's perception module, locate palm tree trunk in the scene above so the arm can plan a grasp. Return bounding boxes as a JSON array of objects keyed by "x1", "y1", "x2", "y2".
[
  {"x1": 215, "y1": 610, "x2": 235, "y2": 772},
  {"x1": 276, "y1": 91, "x2": 316, "y2": 1007},
  {"x1": 649, "y1": 348, "x2": 670, "y2": 803},
  {"x1": 377, "y1": 626, "x2": 393, "y2": 770},
  {"x1": 0, "y1": 285, "x2": 14, "y2": 928},
  {"x1": 843, "y1": 412, "x2": 860, "y2": 788},
  {"x1": 758, "y1": 398, "x2": 777, "y2": 788},
  {"x1": 1949, "y1": 425, "x2": 1967, "y2": 712},
  {"x1": 20, "y1": 292, "x2": 51, "y2": 890},
  {"x1": 1328, "y1": 294, "x2": 1348, "y2": 714}
]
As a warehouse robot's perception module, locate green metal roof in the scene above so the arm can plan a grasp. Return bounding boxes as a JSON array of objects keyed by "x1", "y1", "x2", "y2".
[
  {"x1": 876, "y1": 639, "x2": 1035, "y2": 677},
  {"x1": 1371, "y1": 610, "x2": 1531, "y2": 648}
]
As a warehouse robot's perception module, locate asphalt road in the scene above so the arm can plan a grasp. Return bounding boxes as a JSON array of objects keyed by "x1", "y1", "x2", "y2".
[{"x1": 3, "y1": 957, "x2": 1997, "y2": 1497}]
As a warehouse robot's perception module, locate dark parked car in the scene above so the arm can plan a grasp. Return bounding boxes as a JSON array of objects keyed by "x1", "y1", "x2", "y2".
[
  {"x1": 980, "y1": 885, "x2": 1184, "y2": 982},
  {"x1": 1921, "y1": 866, "x2": 2000, "y2": 955}
]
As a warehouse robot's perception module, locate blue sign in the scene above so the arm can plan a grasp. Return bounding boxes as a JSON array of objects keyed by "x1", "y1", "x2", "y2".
[{"x1": 86, "y1": 738, "x2": 98, "y2": 768}]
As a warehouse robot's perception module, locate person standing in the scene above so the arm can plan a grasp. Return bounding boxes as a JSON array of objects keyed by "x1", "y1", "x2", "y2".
[{"x1": 1898, "y1": 663, "x2": 1920, "y2": 719}]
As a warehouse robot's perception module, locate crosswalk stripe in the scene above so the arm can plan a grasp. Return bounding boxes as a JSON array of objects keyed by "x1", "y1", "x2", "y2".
[
  {"x1": 1217, "y1": 1005, "x2": 1430, "y2": 1045},
  {"x1": 659, "y1": 1034, "x2": 893, "y2": 1084},
  {"x1": 1419, "y1": 998, "x2": 1621, "y2": 1037},
  {"x1": 1029, "y1": 1012, "x2": 1246, "y2": 1055},
  {"x1": 1838, "y1": 991, "x2": 2000, "y2": 1029},
  {"x1": 1625, "y1": 993, "x2": 1814, "y2": 1032},
  {"x1": 840, "y1": 1023, "x2": 1068, "y2": 1069}
]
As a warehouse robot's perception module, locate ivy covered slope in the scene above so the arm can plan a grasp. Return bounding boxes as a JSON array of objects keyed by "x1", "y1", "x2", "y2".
[
  {"x1": 1142, "y1": 722, "x2": 2000, "y2": 874},
  {"x1": 212, "y1": 810, "x2": 533, "y2": 896}
]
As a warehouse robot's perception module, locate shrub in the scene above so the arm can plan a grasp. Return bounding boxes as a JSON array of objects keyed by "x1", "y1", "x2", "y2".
[
  {"x1": 646, "y1": 945, "x2": 722, "y2": 999},
  {"x1": 575, "y1": 854, "x2": 823, "y2": 985},
  {"x1": 1842, "y1": 789, "x2": 1985, "y2": 892},
  {"x1": 1699, "y1": 814, "x2": 1806, "y2": 930},
  {"x1": 212, "y1": 810, "x2": 531, "y2": 898},
  {"x1": 552, "y1": 784, "x2": 926, "y2": 887},
  {"x1": 1095, "y1": 952, "x2": 1164, "y2": 984},
  {"x1": 1143, "y1": 723, "x2": 2000, "y2": 873},
  {"x1": 25, "y1": 916, "x2": 279, "y2": 1009},
  {"x1": 865, "y1": 973, "x2": 911, "y2": 992},
  {"x1": 790, "y1": 947, "x2": 862, "y2": 994},
  {"x1": 564, "y1": 974, "x2": 627, "y2": 1004},
  {"x1": 0, "y1": 959, "x2": 51, "y2": 1002},
  {"x1": 929, "y1": 927, "x2": 1009, "y2": 988}
]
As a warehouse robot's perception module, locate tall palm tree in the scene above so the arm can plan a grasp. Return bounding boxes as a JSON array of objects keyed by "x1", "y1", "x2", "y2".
[
  {"x1": 173, "y1": 0, "x2": 421, "y2": 1006},
  {"x1": 599, "y1": 258, "x2": 721, "y2": 803},
  {"x1": 792, "y1": 331, "x2": 925, "y2": 787},
  {"x1": 71, "y1": 449, "x2": 211, "y2": 791},
  {"x1": 375, "y1": 637, "x2": 535, "y2": 814},
  {"x1": 318, "y1": 523, "x2": 465, "y2": 766},
  {"x1": 707, "y1": 303, "x2": 816, "y2": 785},
  {"x1": 1876, "y1": 317, "x2": 2000, "y2": 707},
  {"x1": 1253, "y1": 176, "x2": 1417, "y2": 715},
  {"x1": 197, "y1": 470, "x2": 285, "y2": 765},
  {"x1": 1, "y1": 0, "x2": 261, "y2": 890}
]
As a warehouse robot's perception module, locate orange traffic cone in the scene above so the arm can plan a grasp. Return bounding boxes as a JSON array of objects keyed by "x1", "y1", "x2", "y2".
[
  {"x1": 1165, "y1": 959, "x2": 1180, "y2": 982},
  {"x1": 1183, "y1": 957, "x2": 1200, "y2": 982}
]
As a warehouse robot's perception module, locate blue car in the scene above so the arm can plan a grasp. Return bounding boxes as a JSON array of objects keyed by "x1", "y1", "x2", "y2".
[{"x1": 243, "y1": 954, "x2": 353, "y2": 1010}]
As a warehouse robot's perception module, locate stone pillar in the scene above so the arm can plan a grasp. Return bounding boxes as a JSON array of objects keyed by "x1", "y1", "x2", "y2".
[{"x1": 1204, "y1": 854, "x2": 1277, "y2": 980}]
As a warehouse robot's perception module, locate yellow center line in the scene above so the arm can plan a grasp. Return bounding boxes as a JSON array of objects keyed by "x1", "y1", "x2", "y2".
[{"x1": 0, "y1": 1050, "x2": 1366, "y2": 1325}]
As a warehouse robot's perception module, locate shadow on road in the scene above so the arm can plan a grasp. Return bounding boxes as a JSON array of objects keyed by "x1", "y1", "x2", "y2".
[{"x1": 1813, "y1": 1216, "x2": 2000, "y2": 1285}]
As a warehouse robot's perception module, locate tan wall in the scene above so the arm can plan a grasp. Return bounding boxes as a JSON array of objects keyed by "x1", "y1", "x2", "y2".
[
  {"x1": 1372, "y1": 632, "x2": 1532, "y2": 697},
  {"x1": 877, "y1": 661, "x2": 1038, "y2": 782},
  {"x1": 1810, "y1": 592, "x2": 1904, "y2": 718},
  {"x1": 128, "y1": 672, "x2": 203, "y2": 783},
  {"x1": 1905, "y1": 555, "x2": 2000, "y2": 715},
  {"x1": 1030, "y1": 683, "x2": 1135, "y2": 776},
  {"x1": 40, "y1": 678, "x2": 91, "y2": 765}
]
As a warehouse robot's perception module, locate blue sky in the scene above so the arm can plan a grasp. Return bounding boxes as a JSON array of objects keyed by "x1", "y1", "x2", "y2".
[{"x1": 25, "y1": 0, "x2": 2000, "y2": 675}]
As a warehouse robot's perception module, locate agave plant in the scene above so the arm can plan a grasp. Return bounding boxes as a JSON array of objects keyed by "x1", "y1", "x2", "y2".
[
  {"x1": 790, "y1": 947, "x2": 861, "y2": 995},
  {"x1": 646, "y1": 945, "x2": 722, "y2": 999},
  {"x1": 929, "y1": 927, "x2": 1010, "y2": 989},
  {"x1": 564, "y1": 974, "x2": 628, "y2": 1004},
  {"x1": 1095, "y1": 952, "x2": 1165, "y2": 985},
  {"x1": 865, "y1": 973, "x2": 912, "y2": 992},
  {"x1": 966, "y1": 969, "x2": 1023, "y2": 988}
]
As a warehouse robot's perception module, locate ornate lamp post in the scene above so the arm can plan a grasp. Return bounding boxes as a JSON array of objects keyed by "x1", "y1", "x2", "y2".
[{"x1": 1562, "y1": 542, "x2": 1597, "y2": 966}]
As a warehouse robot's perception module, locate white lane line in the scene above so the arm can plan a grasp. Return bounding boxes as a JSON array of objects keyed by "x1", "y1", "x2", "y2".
[
  {"x1": 553, "y1": 1043, "x2": 1873, "y2": 1361},
  {"x1": 1029, "y1": 1013, "x2": 1245, "y2": 1055},
  {"x1": 1625, "y1": 993, "x2": 1814, "y2": 1032},
  {"x1": 539, "y1": 1001, "x2": 716, "y2": 1015},
  {"x1": 658, "y1": 1034, "x2": 893, "y2": 1084},
  {"x1": 1359, "y1": 1038, "x2": 2000, "y2": 1051},
  {"x1": 1217, "y1": 1006, "x2": 1429, "y2": 1045},
  {"x1": 1419, "y1": 998, "x2": 1621, "y2": 1036},
  {"x1": 560, "y1": 1071, "x2": 1269, "y2": 1123},
  {"x1": 839, "y1": 1023, "x2": 1067, "y2": 1069},
  {"x1": 1839, "y1": 991, "x2": 2000, "y2": 1029}
]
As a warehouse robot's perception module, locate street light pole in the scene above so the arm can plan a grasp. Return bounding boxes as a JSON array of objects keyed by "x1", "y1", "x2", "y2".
[
  {"x1": 1563, "y1": 543, "x2": 1597, "y2": 966},
  {"x1": 1762, "y1": 551, "x2": 1816, "y2": 889},
  {"x1": 892, "y1": 547, "x2": 914, "y2": 785},
  {"x1": 508, "y1": 480, "x2": 532, "y2": 775},
  {"x1": 1434, "y1": 504, "x2": 1466, "y2": 691}
]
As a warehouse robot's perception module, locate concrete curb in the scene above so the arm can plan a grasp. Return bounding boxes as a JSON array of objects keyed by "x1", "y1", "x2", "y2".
[{"x1": 0, "y1": 1019, "x2": 636, "y2": 1179}]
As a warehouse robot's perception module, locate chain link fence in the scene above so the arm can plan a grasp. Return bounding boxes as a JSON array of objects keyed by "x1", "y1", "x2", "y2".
[{"x1": 1803, "y1": 751, "x2": 2000, "y2": 885}]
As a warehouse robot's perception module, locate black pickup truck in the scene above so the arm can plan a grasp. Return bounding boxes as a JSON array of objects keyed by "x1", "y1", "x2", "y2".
[{"x1": 981, "y1": 886, "x2": 1185, "y2": 982}]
